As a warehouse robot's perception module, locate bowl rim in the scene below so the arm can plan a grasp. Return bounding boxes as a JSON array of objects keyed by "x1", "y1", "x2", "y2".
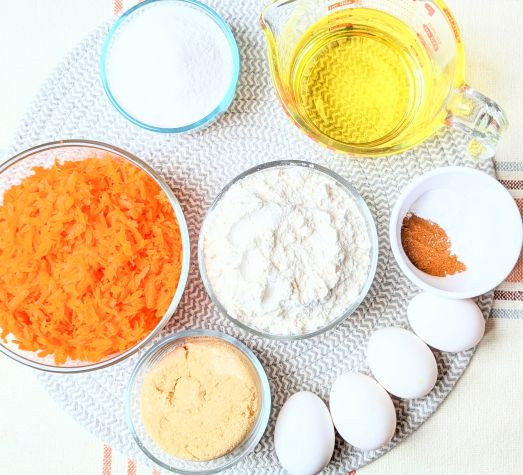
[
  {"x1": 389, "y1": 165, "x2": 523, "y2": 299},
  {"x1": 197, "y1": 160, "x2": 379, "y2": 340},
  {"x1": 100, "y1": 0, "x2": 241, "y2": 134},
  {"x1": 125, "y1": 329, "x2": 272, "y2": 474},
  {"x1": 0, "y1": 139, "x2": 191, "y2": 373}
]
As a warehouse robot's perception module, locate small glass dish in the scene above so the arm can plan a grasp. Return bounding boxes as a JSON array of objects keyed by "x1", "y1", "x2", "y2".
[
  {"x1": 126, "y1": 329, "x2": 271, "y2": 474},
  {"x1": 0, "y1": 140, "x2": 190, "y2": 373},
  {"x1": 198, "y1": 160, "x2": 379, "y2": 340},
  {"x1": 100, "y1": 0, "x2": 240, "y2": 133}
]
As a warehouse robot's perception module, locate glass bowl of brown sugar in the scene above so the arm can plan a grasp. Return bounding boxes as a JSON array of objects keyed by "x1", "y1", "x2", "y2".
[{"x1": 125, "y1": 329, "x2": 271, "y2": 474}]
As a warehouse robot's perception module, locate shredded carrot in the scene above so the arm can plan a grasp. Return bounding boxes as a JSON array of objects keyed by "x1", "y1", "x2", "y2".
[{"x1": 0, "y1": 157, "x2": 183, "y2": 365}]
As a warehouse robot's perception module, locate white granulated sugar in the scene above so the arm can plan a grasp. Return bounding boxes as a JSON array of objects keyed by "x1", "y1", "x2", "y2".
[
  {"x1": 203, "y1": 166, "x2": 372, "y2": 335},
  {"x1": 105, "y1": 1, "x2": 234, "y2": 128}
]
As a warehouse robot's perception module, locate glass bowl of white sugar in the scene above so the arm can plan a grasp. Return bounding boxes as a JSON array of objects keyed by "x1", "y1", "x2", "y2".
[
  {"x1": 198, "y1": 161, "x2": 379, "y2": 340},
  {"x1": 101, "y1": 0, "x2": 240, "y2": 133}
]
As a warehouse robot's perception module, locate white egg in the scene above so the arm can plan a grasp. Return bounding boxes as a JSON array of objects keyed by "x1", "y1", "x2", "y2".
[
  {"x1": 329, "y1": 373, "x2": 396, "y2": 451},
  {"x1": 408, "y1": 292, "x2": 486, "y2": 352},
  {"x1": 367, "y1": 327, "x2": 438, "y2": 399},
  {"x1": 274, "y1": 391, "x2": 335, "y2": 475}
]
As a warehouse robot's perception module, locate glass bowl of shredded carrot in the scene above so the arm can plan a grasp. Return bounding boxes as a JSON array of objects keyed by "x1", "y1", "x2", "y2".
[{"x1": 0, "y1": 140, "x2": 190, "y2": 372}]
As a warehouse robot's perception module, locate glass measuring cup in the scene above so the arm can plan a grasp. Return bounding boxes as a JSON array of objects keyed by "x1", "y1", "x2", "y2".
[{"x1": 260, "y1": 0, "x2": 508, "y2": 158}]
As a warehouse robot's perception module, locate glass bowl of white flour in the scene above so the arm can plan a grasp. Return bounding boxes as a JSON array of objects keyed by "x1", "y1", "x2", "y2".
[{"x1": 198, "y1": 161, "x2": 378, "y2": 340}]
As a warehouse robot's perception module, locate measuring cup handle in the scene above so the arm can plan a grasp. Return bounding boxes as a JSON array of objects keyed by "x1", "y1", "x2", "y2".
[{"x1": 446, "y1": 85, "x2": 509, "y2": 160}]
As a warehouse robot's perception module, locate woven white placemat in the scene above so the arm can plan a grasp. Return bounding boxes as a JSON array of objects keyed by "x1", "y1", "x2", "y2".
[{"x1": 5, "y1": 1, "x2": 495, "y2": 473}]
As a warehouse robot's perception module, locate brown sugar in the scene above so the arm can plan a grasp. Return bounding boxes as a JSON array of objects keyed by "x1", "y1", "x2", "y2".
[
  {"x1": 401, "y1": 213, "x2": 467, "y2": 277},
  {"x1": 140, "y1": 338, "x2": 259, "y2": 461}
]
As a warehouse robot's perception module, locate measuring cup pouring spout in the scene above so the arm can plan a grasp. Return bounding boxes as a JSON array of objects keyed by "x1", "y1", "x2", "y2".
[
  {"x1": 259, "y1": 2, "x2": 276, "y2": 40},
  {"x1": 259, "y1": 1, "x2": 293, "y2": 90},
  {"x1": 259, "y1": 0, "x2": 508, "y2": 158}
]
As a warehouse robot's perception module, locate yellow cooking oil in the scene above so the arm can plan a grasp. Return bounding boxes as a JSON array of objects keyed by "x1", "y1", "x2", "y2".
[{"x1": 285, "y1": 8, "x2": 450, "y2": 148}]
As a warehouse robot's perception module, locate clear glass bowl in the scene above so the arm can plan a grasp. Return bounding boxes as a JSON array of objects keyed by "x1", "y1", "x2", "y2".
[
  {"x1": 0, "y1": 140, "x2": 190, "y2": 373},
  {"x1": 198, "y1": 160, "x2": 379, "y2": 340},
  {"x1": 100, "y1": 0, "x2": 240, "y2": 133},
  {"x1": 126, "y1": 329, "x2": 271, "y2": 474}
]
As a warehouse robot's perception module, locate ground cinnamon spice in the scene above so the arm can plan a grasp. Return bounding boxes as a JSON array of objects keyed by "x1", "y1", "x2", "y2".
[{"x1": 401, "y1": 213, "x2": 466, "y2": 277}]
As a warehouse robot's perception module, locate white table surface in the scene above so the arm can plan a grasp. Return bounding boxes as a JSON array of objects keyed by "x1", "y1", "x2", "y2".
[{"x1": 0, "y1": 1, "x2": 522, "y2": 474}]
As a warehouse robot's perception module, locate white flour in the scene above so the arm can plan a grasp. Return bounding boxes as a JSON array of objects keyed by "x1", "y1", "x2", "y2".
[
  {"x1": 202, "y1": 166, "x2": 372, "y2": 335},
  {"x1": 105, "y1": 0, "x2": 234, "y2": 128}
]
